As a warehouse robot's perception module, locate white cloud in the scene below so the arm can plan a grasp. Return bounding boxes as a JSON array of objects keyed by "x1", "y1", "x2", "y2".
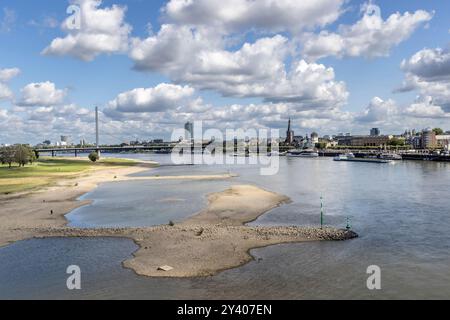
[
  {"x1": 42, "y1": 0, "x2": 131, "y2": 61},
  {"x1": 0, "y1": 84, "x2": 13, "y2": 101},
  {"x1": 0, "y1": 68, "x2": 20, "y2": 82},
  {"x1": 398, "y1": 47, "x2": 450, "y2": 111},
  {"x1": 401, "y1": 47, "x2": 450, "y2": 81},
  {"x1": 264, "y1": 60, "x2": 348, "y2": 109},
  {"x1": 303, "y1": 4, "x2": 433, "y2": 60},
  {"x1": 0, "y1": 67, "x2": 20, "y2": 101},
  {"x1": 130, "y1": 24, "x2": 221, "y2": 74},
  {"x1": 17, "y1": 81, "x2": 67, "y2": 107},
  {"x1": 106, "y1": 83, "x2": 195, "y2": 113},
  {"x1": 162, "y1": 0, "x2": 344, "y2": 33},
  {"x1": 354, "y1": 96, "x2": 449, "y2": 131},
  {"x1": 0, "y1": 103, "x2": 98, "y2": 145},
  {"x1": 131, "y1": 30, "x2": 348, "y2": 108},
  {"x1": 404, "y1": 96, "x2": 448, "y2": 118},
  {"x1": 357, "y1": 97, "x2": 399, "y2": 123}
]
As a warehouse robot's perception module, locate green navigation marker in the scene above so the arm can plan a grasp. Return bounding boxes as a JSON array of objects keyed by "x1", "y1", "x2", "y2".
[{"x1": 320, "y1": 196, "x2": 324, "y2": 229}]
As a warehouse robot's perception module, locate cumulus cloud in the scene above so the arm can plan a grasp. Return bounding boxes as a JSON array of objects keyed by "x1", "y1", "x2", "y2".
[
  {"x1": 264, "y1": 60, "x2": 348, "y2": 108},
  {"x1": 0, "y1": 68, "x2": 20, "y2": 82},
  {"x1": 130, "y1": 24, "x2": 221, "y2": 74},
  {"x1": 130, "y1": 30, "x2": 348, "y2": 108},
  {"x1": 398, "y1": 47, "x2": 450, "y2": 111},
  {"x1": 404, "y1": 96, "x2": 448, "y2": 118},
  {"x1": 401, "y1": 47, "x2": 450, "y2": 81},
  {"x1": 0, "y1": 67, "x2": 20, "y2": 101},
  {"x1": 106, "y1": 83, "x2": 195, "y2": 114},
  {"x1": 42, "y1": 0, "x2": 131, "y2": 61},
  {"x1": 0, "y1": 102, "x2": 99, "y2": 144},
  {"x1": 357, "y1": 97, "x2": 399, "y2": 123},
  {"x1": 17, "y1": 81, "x2": 67, "y2": 107},
  {"x1": 354, "y1": 96, "x2": 449, "y2": 131},
  {"x1": 0, "y1": 84, "x2": 13, "y2": 101},
  {"x1": 162, "y1": 0, "x2": 344, "y2": 33},
  {"x1": 302, "y1": 4, "x2": 433, "y2": 60}
]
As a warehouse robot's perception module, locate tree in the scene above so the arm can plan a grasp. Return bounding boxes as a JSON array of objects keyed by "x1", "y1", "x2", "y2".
[
  {"x1": 29, "y1": 150, "x2": 37, "y2": 164},
  {"x1": 315, "y1": 142, "x2": 327, "y2": 150},
  {"x1": 88, "y1": 152, "x2": 99, "y2": 162},
  {"x1": 14, "y1": 145, "x2": 33, "y2": 167},
  {"x1": 388, "y1": 138, "x2": 406, "y2": 147},
  {"x1": 0, "y1": 146, "x2": 15, "y2": 168},
  {"x1": 433, "y1": 128, "x2": 444, "y2": 136}
]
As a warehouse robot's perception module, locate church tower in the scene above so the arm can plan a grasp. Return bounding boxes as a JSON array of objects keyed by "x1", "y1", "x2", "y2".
[{"x1": 285, "y1": 118, "x2": 294, "y2": 145}]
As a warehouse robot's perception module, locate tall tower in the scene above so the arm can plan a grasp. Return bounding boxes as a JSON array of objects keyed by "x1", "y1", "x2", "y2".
[
  {"x1": 184, "y1": 121, "x2": 194, "y2": 141},
  {"x1": 285, "y1": 118, "x2": 294, "y2": 145},
  {"x1": 95, "y1": 106, "x2": 100, "y2": 157}
]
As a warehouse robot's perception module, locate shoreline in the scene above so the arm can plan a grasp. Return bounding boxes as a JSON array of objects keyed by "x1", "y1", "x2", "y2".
[{"x1": 0, "y1": 159, "x2": 357, "y2": 278}]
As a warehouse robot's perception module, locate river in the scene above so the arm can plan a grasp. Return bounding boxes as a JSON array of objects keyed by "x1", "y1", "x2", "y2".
[{"x1": 1, "y1": 154, "x2": 449, "y2": 299}]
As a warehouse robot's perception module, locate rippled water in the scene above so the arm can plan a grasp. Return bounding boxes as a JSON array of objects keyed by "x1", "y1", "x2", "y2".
[{"x1": 1, "y1": 154, "x2": 450, "y2": 299}]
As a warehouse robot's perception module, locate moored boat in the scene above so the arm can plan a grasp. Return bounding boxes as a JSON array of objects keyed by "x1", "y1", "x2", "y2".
[
  {"x1": 379, "y1": 153, "x2": 402, "y2": 161},
  {"x1": 334, "y1": 153, "x2": 392, "y2": 163},
  {"x1": 287, "y1": 150, "x2": 319, "y2": 158}
]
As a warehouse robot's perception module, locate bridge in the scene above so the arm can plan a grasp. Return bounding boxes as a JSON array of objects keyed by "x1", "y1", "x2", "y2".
[
  {"x1": 33, "y1": 107, "x2": 225, "y2": 157},
  {"x1": 34, "y1": 144, "x2": 178, "y2": 157}
]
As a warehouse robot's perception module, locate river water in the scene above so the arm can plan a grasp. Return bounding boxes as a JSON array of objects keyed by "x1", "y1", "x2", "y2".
[{"x1": 1, "y1": 154, "x2": 449, "y2": 299}]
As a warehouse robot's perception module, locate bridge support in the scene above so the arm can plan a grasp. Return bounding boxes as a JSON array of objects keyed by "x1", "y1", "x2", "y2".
[{"x1": 74, "y1": 149, "x2": 78, "y2": 157}]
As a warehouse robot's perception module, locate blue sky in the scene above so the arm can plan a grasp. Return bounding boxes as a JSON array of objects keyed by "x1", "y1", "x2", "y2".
[{"x1": 0, "y1": 0, "x2": 449, "y2": 144}]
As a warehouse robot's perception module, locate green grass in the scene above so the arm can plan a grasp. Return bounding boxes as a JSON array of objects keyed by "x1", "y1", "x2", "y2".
[{"x1": 0, "y1": 157, "x2": 138, "y2": 194}]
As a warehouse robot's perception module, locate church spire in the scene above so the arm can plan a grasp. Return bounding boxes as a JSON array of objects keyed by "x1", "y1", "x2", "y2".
[{"x1": 286, "y1": 118, "x2": 294, "y2": 145}]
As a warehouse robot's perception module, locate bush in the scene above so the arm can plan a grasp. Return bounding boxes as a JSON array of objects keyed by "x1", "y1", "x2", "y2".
[{"x1": 88, "y1": 152, "x2": 99, "y2": 162}]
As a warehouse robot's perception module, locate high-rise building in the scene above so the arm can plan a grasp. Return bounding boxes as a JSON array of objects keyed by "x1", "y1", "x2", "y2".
[
  {"x1": 184, "y1": 122, "x2": 194, "y2": 141},
  {"x1": 370, "y1": 128, "x2": 381, "y2": 136},
  {"x1": 285, "y1": 118, "x2": 294, "y2": 145},
  {"x1": 422, "y1": 128, "x2": 437, "y2": 149}
]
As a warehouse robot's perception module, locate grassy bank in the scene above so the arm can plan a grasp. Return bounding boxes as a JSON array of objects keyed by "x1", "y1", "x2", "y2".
[{"x1": 0, "y1": 157, "x2": 137, "y2": 194}]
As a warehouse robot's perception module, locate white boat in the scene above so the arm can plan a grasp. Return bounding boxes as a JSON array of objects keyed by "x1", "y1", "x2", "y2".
[
  {"x1": 334, "y1": 153, "x2": 355, "y2": 161},
  {"x1": 379, "y1": 153, "x2": 402, "y2": 161},
  {"x1": 287, "y1": 150, "x2": 319, "y2": 158},
  {"x1": 334, "y1": 153, "x2": 392, "y2": 163}
]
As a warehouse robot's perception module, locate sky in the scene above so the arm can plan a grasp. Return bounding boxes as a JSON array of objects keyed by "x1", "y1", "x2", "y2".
[{"x1": 0, "y1": 0, "x2": 449, "y2": 145}]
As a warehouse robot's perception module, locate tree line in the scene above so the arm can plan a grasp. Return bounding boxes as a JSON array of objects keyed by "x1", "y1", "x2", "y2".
[{"x1": 0, "y1": 145, "x2": 37, "y2": 168}]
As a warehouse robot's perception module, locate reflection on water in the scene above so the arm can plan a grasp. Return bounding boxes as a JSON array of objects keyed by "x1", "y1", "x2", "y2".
[{"x1": 1, "y1": 154, "x2": 450, "y2": 299}]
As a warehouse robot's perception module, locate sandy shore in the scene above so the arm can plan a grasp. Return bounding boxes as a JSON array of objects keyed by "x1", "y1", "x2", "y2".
[
  {"x1": 0, "y1": 161, "x2": 235, "y2": 248},
  {"x1": 0, "y1": 161, "x2": 357, "y2": 278}
]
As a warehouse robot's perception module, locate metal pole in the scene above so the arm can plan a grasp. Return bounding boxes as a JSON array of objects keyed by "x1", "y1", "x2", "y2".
[{"x1": 320, "y1": 196, "x2": 324, "y2": 229}]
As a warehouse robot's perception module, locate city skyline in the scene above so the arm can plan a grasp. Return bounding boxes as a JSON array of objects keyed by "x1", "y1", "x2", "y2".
[{"x1": 1, "y1": 0, "x2": 450, "y2": 144}]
